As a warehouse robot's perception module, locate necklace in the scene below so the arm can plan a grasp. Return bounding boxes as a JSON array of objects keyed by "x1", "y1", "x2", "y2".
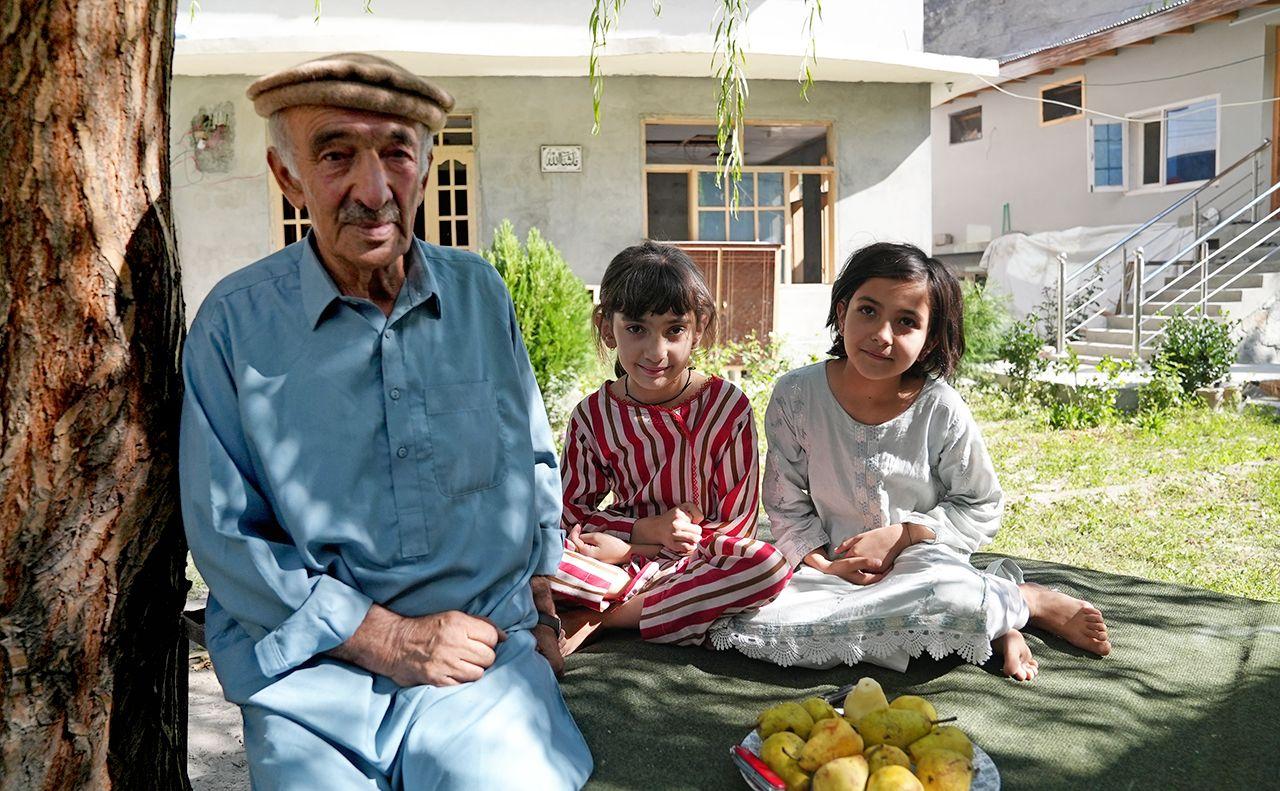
[{"x1": 625, "y1": 368, "x2": 694, "y2": 406}]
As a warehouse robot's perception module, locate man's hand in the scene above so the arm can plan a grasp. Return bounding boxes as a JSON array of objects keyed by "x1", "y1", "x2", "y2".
[
  {"x1": 567, "y1": 525, "x2": 633, "y2": 564},
  {"x1": 530, "y1": 575, "x2": 564, "y2": 678},
  {"x1": 803, "y1": 551, "x2": 885, "y2": 586},
  {"x1": 329, "y1": 604, "x2": 506, "y2": 688},
  {"x1": 833, "y1": 524, "x2": 914, "y2": 575},
  {"x1": 632, "y1": 503, "x2": 704, "y2": 555}
]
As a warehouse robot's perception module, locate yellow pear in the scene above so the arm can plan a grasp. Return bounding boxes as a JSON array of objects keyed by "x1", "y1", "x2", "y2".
[
  {"x1": 842, "y1": 677, "x2": 890, "y2": 727},
  {"x1": 812, "y1": 755, "x2": 870, "y2": 791},
  {"x1": 759, "y1": 701, "x2": 817, "y2": 740},
  {"x1": 909, "y1": 726, "x2": 973, "y2": 762},
  {"x1": 865, "y1": 764, "x2": 925, "y2": 791},
  {"x1": 802, "y1": 696, "x2": 841, "y2": 724},
  {"x1": 865, "y1": 744, "x2": 911, "y2": 774},
  {"x1": 858, "y1": 708, "x2": 933, "y2": 749},
  {"x1": 761, "y1": 731, "x2": 809, "y2": 790},
  {"x1": 889, "y1": 695, "x2": 938, "y2": 723},
  {"x1": 799, "y1": 717, "x2": 864, "y2": 772},
  {"x1": 915, "y1": 748, "x2": 973, "y2": 791}
]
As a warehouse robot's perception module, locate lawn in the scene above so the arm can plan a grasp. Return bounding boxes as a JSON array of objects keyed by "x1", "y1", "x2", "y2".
[{"x1": 969, "y1": 390, "x2": 1280, "y2": 602}]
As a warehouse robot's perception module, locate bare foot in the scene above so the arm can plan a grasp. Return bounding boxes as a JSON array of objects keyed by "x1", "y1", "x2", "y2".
[
  {"x1": 559, "y1": 608, "x2": 607, "y2": 656},
  {"x1": 1021, "y1": 583, "x2": 1112, "y2": 656},
  {"x1": 993, "y1": 630, "x2": 1038, "y2": 681}
]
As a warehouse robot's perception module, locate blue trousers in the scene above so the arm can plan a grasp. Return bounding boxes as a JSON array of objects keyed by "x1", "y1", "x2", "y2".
[{"x1": 237, "y1": 630, "x2": 592, "y2": 790}]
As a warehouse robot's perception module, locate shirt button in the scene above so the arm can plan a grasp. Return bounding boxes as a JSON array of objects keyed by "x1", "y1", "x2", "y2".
[
  {"x1": 390, "y1": 388, "x2": 401, "y2": 400},
  {"x1": 396, "y1": 446, "x2": 408, "y2": 458},
  {"x1": 384, "y1": 330, "x2": 393, "y2": 339}
]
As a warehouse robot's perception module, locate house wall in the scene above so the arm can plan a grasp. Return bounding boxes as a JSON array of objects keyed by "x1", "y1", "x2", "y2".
[
  {"x1": 171, "y1": 75, "x2": 930, "y2": 320},
  {"x1": 931, "y1": 19, "x2": 1272, "y2": 245}
]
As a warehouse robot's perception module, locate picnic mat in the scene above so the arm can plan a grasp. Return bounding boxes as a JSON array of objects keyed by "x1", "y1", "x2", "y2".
[{"x1": 561, "y1": 554, "x2": 1280, "y2": 790}]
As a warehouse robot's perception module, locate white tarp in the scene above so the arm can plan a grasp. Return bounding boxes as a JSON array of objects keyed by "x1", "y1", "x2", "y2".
[{"x1": 981, "y1": 223, "x2": 1197, "y2": 323}]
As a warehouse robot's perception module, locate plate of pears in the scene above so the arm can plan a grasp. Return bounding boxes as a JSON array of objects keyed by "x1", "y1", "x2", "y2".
[{"x1": 732, "y1": 677, "x2": 998, "y2": 791}]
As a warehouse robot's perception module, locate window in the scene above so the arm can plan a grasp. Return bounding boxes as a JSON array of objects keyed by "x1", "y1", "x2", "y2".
[
  {"x1": 1089, "y1": 121, "x2": 1124, "y2": 190},
  {"x1": 1132, "y1": 97, "x2": 1218, "y2": 189},
  {"x1": 1041, "y1": 78, "x2": 1083, "y2": 124},
  {"x1": 268, "y1": 113, "x2": 478, "y2": 251},
  {"x1": 642, "y1": 121, "x2": 835, "y2": 283},
  {"x1": 949, "y1": 107, "x2": 982, "y2": 144}
]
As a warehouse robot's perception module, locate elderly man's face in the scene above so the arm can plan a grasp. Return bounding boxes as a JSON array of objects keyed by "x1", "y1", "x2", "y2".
[{"x1": 270, "y1": 106, "x2": 430, "y2": 274}]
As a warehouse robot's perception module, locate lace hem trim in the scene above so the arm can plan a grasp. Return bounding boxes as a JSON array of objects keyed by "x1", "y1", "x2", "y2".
[{"x1": 708, "y1": 624, "x2": 994, "y2": 667}]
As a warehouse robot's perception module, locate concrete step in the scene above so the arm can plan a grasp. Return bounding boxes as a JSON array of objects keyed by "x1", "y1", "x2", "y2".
[
  {"x1": 1141, "y1": 301, "x2": 1226, "y2": 316},
  {"x1": 1082, "y1": 327, "x2": 1161, "y2": 345},
  {"x1": 1068, "y1": 340, "x2": 1154, "y2": 361},
  {"x1": 1105, "y1": 314, "x2": 1173, "y2": 330},
  {"x1": 1208, "y1": 221, "x2": 1280, "y2": 247},
  {"x1": 1142, "y1": 288, "x2": 1244, "y2": 305}
]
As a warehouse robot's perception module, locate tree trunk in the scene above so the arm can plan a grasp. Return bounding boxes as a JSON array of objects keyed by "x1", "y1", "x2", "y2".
[{"x1": 0, "y1": 1, "x2": 189, "y2": 789}]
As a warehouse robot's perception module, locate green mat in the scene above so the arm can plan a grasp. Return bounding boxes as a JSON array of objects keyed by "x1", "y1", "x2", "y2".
[{"x1": 561, "y1": 555, "x2": 1280, "y2": 790}]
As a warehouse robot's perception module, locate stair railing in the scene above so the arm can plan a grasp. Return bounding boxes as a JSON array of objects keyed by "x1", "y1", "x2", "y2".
[{"x1": 1056, "y1": 138, "x2": 1274, "y2": 354}]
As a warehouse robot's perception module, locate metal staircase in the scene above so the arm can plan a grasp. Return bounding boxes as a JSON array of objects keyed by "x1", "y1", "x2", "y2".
[{"x1": 1055, "y1": 139, "x2": 1280, "y2": 363}]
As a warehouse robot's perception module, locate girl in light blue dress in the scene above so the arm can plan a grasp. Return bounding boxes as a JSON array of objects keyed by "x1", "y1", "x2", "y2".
[{"x1": 712, "y1": 243, "x2": 1111, "y2": 679}]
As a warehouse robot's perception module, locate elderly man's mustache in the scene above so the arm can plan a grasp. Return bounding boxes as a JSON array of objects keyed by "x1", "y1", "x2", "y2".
[{"x1": 339, "y1": 201, "x2": 401, "y2": 225}]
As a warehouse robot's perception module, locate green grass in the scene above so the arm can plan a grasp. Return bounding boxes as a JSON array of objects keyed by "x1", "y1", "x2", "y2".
[{"x1": 972, "y1": 392, "x2": 1280, "y2": 602}]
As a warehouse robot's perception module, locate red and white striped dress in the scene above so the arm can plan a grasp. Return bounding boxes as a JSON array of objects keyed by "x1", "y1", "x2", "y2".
[{"x1": 551, "y1": 376, "x2": 791, "y2": 645}]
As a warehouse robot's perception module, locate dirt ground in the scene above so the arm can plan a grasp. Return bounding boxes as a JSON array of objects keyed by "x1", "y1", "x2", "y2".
[{"x1": 188, "y1": 660, "x2": 249, "y2": 791}]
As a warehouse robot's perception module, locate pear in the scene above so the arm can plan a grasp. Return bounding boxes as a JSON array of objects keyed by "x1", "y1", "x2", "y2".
[
  {"x1": 908, "y1": 726, "x2": 973, "y2": 762},
  {"x1": 889, "y1": 694, "x2": 938, "y2": 723},
  {"x1": 812, "y1": 755, "x2": 870, "y2": 791},
  {"x1": 802, "y1": 696, "x2": 841, "y2": 724},
  {"x1": 761, "y1": 731, "x2": 811, "y2": 791},
  {"x1": 858, "y1": 708, "x2": 932, "y2": 749},
  {"x1": 915, "y1": 748, "x2": 973, "y2": 791},
  {"x1": 865, "y1": 744, "x2": 911, "y2": 774},
  {"x1": 759, "y1": 701, "x2": 817, "y2": 740},
  {"x1": 799, "y1": 716, "x2": 864, "y2": 772},
  {"x1": 865, "y1": 764, "x2": 925, "y2": 791},
  {"x1": 842, "y1": 677, "x2": 890, "y2": 728}
]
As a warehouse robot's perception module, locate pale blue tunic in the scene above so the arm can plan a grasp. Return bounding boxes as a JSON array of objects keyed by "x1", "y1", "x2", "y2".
[{"x1": 180, "y1": 235, "x2": 592, "y2": 789}]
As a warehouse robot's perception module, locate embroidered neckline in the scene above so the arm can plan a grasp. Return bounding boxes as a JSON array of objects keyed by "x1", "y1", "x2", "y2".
[{"x1": 604, "y1": 375, "x2": 719, "y2": 414}]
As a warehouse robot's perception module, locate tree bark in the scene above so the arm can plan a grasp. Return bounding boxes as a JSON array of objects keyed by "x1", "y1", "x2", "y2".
[{"x1": 0, "y1": 1, "x2": 189, "y2": 789}]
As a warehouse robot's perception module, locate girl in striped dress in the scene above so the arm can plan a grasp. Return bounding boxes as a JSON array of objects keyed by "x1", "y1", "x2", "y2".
[{"x1": 550, "y1": 241, "x2": 792, "y2": 651}]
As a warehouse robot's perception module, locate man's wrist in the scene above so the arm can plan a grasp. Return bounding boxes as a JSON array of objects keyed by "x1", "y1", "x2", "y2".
[{"x1": 536, "y1": 610, "x2": 562, "y2": 635}]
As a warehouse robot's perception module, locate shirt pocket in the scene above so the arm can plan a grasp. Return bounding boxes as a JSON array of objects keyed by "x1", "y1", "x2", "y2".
[{"x1": 422, "y1": 380, "x2": 509, "y2": 497}]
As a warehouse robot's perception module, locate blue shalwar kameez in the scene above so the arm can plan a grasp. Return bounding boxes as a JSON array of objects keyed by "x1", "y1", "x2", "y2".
[{"x1": 180, "y1": 236, "x2": 593, "y2": 790}]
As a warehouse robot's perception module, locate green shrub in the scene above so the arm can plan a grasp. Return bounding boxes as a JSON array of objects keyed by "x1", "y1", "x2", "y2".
[
  {"x1": 482, "y1": 221, "x2": 596, "y2": 433},
  {"x1": 1151, "y1": 312, "x2": 1237, "y2": 393},
  {"x1": 959, "y1": 281, "x2": 1012, "y2": 375},
  {"x1": 1137, "y1": 359, "x2": 1185, "y2": 416},
  {"x1": 1043, "y1": 354, "x2": 1130, "y2": 429},
  {"x1": 697, "y1": 333, "x2": 808, "y2": 457},
  {"x1": 997, "y1": 318, "x2": 1048, "y2": 400}
]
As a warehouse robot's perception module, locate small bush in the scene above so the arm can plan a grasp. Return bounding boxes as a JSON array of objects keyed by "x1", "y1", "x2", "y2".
[
  {"x1": 998, "y1": 318, "x2": 1049, "y2": 400},
  {"x1": 697, "y1": 333, "x2": 808, "y2": 457},
  {"x1": 958, "y1": 281, "x2": 1012, "y2": 376},
  {"x1": 483, "y1": 221, "x2": 597, "y2": 435},
  {"x1": 1151, "y1": 312, "x2": 1237, "y2": 393}
]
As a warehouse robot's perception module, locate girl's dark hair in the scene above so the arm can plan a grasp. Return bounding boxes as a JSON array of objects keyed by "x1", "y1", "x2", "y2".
[
  {"x1": 596, "y1": 241, "x2": 717, "y2": 378},
  {"x1": 826, "y1": 242, "x2": 965, "y2": 379}
]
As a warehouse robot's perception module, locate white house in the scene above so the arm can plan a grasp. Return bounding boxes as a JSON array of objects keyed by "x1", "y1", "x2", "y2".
[
  {"x1": 169, "y1": 0, "x2": 994, "y2": 358},
  {"x1": 928, "y1": 0, "x2": 1280, "y2": 363}
]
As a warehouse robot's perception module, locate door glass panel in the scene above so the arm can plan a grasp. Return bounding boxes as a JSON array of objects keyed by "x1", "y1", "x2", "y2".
[
  {"x1": 759, "y1": 210, "x2": 784, "y2": 243},
  {"x1": 698, "y1": 172, "x2": 725, "y2": 207},
  {"x1": 646, "y1": 172, "x2": 690, "y2": 240},
  {"x1": 698, "y1": 210, "x2": 726, "y2": 240},
  {"x1": 438, "y1": 190, "x2": 451, "y2": 216},
  {"x1": 437, "y1": 162, "x2": 451, "y2": 186},
  {"x1": 735, "y1": 173, "x2": 754, "y2": 207},
  {"x1": 455, "y1": 190, "x2": 468, "y2": 216},
  {"x1": 439, "y1": 221, "x2": 453, "y2": 246},
  {"x1": 454, "y1": 163, "x2": 467, "y2": 186},
  {"x1": 757, "y1": 172, "x2": 784, "y2": 206},
  {"x1": 729, "y1": 210, "x2": 754, "y2": 241},
  {"x1": 456, "y1": 221, "x2": 469, "y2": 247}
]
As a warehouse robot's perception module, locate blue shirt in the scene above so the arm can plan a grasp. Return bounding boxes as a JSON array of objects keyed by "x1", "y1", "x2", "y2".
[{"x1": 180, "y1": 236, "x2": 564, "y2": 700}]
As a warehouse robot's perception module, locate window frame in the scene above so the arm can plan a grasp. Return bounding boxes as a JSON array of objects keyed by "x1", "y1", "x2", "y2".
[
  {"x1": 1126, "y1": 94, "x2": 1220, "y2": 194},
  {"x1": 1086, "y1": 118, "x2": 1127, "y2": 193},
  {"x1": 1039, "y1": 75, "x2": 1085, "y2": 127},
  {"x1": 639, "y1": 117, "x2": 838, "y2": 283},
  {"x1": 949, "y1": 106, "x2": 982, "y2": 144}
]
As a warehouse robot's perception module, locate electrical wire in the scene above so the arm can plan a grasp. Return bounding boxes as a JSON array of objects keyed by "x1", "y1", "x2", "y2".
[{"x1": 1085, "y1": 52, "x2": 1266, "y2": 86}]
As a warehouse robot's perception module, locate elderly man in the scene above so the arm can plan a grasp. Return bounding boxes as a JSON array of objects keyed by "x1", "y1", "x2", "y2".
[{"x1": 180, "y1": 53, "x2": 592, "y2": 789}]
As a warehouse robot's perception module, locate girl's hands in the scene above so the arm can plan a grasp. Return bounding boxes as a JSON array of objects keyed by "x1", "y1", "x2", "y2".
[
  {"x1": 633, "y1": 503, "x2": 704, "y2": 555},
  {"x1": 567, "y1": 525, "x2": 634, "y2": 565}
]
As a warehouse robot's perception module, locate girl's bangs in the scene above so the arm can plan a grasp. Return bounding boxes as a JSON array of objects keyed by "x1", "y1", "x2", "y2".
[{"x1": 604, "y1": 265, "x2": 698, "y2": 320}]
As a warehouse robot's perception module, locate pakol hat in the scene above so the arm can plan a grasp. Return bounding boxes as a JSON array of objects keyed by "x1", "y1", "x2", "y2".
[{"x1": 247, "y1": 53, "x2": 455, "y2": 132}]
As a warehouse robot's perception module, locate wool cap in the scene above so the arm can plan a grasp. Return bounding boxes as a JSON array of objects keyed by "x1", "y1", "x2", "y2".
[{"x1": 247, "y1": 53, "x2": 455, "y2": 132}]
